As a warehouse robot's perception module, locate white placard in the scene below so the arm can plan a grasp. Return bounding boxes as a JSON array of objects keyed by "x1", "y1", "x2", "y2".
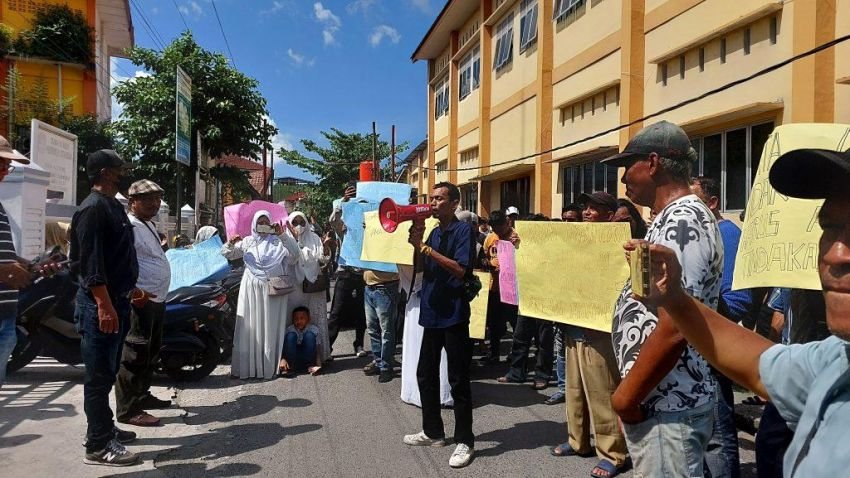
[{"x1": 30, "y1": 119, "x2": 78, "y2": 206}]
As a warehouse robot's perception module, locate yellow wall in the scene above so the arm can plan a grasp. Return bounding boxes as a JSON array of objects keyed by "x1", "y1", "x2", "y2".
[
  {"x1": 434, "y1": 145, "x2": 449, "y2": 184},
  {"x1": 15, "y1": 61, "x2": 85, "y2": 115},
  {"x1": 836, "y1": 0, "x2": 850, "y2": 124},
  {"x1": 458, "y1": 87, "x2": 480, "y2": 127},
  {"x1": 489, "y1": 97, "x2": 537, "y2": 173},
  {"x1": 490, "y1": 6, "x2": 539, "y2": 106},
  {"x1": 1, "y1": 0, "x2": 88, "y2": 32},
  {"x1": 457, "y1": 128, "x2": 480, "y2": 185},
  {"x1": 553, "y1": 0, "x2": 622, "y2": 67}
]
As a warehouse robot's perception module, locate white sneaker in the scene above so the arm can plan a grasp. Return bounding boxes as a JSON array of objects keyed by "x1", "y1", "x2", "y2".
[
  {"x1": 403, "y1": 431, "x2": 446, "y2": 447},
  {"x1": 449, "y1": 443, "x2": 474, "y2": 468},
  {"x1": 355, "y1": 346, "x2": 368, "y2": 358}
]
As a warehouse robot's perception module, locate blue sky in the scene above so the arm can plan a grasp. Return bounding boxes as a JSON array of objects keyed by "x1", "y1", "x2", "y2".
[{"x1": 112, "y1": 0, "x2": 439, "y2": 181}]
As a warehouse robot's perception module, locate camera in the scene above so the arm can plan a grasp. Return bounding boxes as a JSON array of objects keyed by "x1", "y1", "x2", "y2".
[{"x1": 255, "y1": 224, "x2": 275, "y2": 234}]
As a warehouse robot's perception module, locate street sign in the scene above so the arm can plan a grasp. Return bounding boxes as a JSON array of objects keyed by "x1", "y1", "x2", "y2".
[{"x1": 176, "y1": 66, "x2": 192, "y2": 166}]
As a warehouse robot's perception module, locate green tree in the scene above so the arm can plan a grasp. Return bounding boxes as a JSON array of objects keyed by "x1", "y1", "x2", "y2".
[
  {"x1": 14, "y1": 4, "x2": 95, "y2": 65},
  {"x1": 278, "y1": 128, "x2": 408, "y2": 220},
  {"x1": 112, "y1": 31, "x2": 277, "y2": 210},
  {"x1": 59, "y1": 114, "x2": 116, "y2": 204}
]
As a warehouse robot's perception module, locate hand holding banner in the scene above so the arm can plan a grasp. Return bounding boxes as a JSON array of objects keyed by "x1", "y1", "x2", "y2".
[{"x1": 361, "y1": 211, "x2": 438, "y2": 265}]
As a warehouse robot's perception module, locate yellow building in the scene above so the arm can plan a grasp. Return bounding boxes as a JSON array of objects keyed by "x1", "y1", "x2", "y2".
[
  {"x1": 410, "y1": 0, "x2": 849, "y2": 218},
  {"x1": 0, "y1": 0, "x2": 133, "y2": 133}
]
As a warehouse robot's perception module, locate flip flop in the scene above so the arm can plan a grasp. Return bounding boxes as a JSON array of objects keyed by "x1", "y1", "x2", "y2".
[
  {"x1": 590, "y1": 459, "x2": 621, "y2": 478},
  {"x1": 550, "y1": 442, "x2": 593, "y2": 457}
]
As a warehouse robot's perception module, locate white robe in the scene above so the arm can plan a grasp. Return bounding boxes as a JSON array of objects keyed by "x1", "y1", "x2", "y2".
[{"x1": 399, "y1": 265, "x2": 453, "y2": 407}]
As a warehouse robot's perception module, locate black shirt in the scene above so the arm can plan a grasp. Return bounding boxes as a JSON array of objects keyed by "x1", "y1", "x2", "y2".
[
  {"x1": 70, "y1": 190, "x2": 138, "y2": 299},
  {"x1": 0, "y1": 204, "x2": 18, "y2": 319}
]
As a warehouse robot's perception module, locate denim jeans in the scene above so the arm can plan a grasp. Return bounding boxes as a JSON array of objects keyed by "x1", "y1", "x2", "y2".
[
  {"x1": 75, "y1": 290, "x2": 131, "y2": 453},
  {"x1": 365, "y1": 283, "x2": 399, "y2": 371},
  {"x1": 705, "y1": 371, "x2": 740, "y2": 478},
  {"x1": 623, "y1": 399, "x2": 715, "y2": 478},
  {"x1": 283, "y1": 330, "x2": 317, "y2": 371},
  {"x1": 0, "y1": 317, "x2": 17, "y2": 386},
  {"x1": 554, "y1": 325, "x2": 565, "y2": 394}
]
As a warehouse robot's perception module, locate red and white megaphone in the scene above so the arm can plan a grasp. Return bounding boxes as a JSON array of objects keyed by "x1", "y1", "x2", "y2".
[{"x1": 378, "y1": 197, "x2": 433, "y2": 233}]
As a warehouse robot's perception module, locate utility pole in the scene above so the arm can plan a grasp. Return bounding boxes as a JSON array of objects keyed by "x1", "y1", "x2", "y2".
[
  {"x1": 371, "y1": 121, "x2": 379, "y2": 181},
  {"x1": 390, "y1": 125, "x2": 396, "y2": 182},
  {"x1": 262, "y1": 118, "x2": 268, "y2": 199},
  {"x1": 269, "y1": 149, "x2": 274, "y2": 201}
]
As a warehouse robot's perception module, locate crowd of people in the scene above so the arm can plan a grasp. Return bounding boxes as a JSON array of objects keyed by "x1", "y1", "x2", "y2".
[{"x1": 0, "y1": 117, "x2": 847, "y2": 477}]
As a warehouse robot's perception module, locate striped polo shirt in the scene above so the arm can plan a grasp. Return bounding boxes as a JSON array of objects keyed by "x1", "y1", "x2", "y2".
[{"x1": 0, "y1": 203, "x2": 19, "y2": 318}]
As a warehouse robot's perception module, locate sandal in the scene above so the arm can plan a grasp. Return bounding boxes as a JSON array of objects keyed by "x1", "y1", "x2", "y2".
[
  {"x1": 532, "y1": 380, "x2": 548, "y2": 390},
  {"x1": 590, "y1": 459, "x2": 621, "y2": 478},
  {"x1": 550, "y1": 442, "x2": 593, "y2": 457},
  {"x1": 742, "y1": 395, "x2": 767, "y2": 405},
  {"x1": 497, "y1": 376, "x2": 524, "y2": 384}
]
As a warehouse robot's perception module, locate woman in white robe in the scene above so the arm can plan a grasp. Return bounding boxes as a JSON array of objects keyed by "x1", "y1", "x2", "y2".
[
  {"x1": 284, "y1": 211, "x2": 331, "y2": 363},
  {"x1": 398, "y1": 264, "x2": 453, "y2": 407},
  {"x1": 222, "y1": 210, "x2": 300, "y2": 379}
]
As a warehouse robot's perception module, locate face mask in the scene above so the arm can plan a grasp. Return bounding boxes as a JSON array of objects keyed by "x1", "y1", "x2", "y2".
[{"x1": 294, "y1": 225, "x2": 306, "y2": 235}]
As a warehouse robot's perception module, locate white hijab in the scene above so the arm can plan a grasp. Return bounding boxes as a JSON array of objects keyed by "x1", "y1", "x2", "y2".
[
  {"x1": 288, "y1": 211, "x2": 323, "y2": 283},
  {"x1": 195, "y1": 225, "x2": 218, "y2": 244},
  {"x1": 243, "y1": 210, "x2": 288, "y2": 281}
]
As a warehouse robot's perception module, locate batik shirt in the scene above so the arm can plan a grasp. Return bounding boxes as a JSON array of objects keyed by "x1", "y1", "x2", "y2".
[{"x1": 611, "y1": 194, "x2": 723, "y2": 412}]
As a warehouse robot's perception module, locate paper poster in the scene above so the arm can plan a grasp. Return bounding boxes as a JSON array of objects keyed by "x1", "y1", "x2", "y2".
[
  {"x1": 356, "y1": 181, "x2": 412, "y2": 204},
  {"x1": 497, "y1": 240, "x2": 518, "y2": 305},
  {"x1": 515, "y1": 222, "x2": 630, "y2": 332},
  {"x1": 223, "y1": 200, "x2": 289, "y2": 240},
  {"x1": 340, "y1": 201, "x2": 397, "y2": 273},
  {"x1": 469, "y1": 271, "x2": 491, "y2": 340},
  {"x1": 166, "y1": 236, "x2": 230, "y2": 292},
  {"x1": 360, "y1": 211, "x2": 439, "y2": 265},
  {"x1": 732, "y1": 123, "x2": 850, "y2": 291}
]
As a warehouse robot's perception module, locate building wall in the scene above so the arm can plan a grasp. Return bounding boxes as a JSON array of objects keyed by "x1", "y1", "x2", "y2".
[
  {"x1": 836, "y1": 0, "x2": 850, "y2": 124},
  {"x1": 490, "y1": 6, "x2": 539, "y2": 106}
]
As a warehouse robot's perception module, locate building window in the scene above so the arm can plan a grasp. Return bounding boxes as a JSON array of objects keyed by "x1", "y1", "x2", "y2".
[
  {"x1": 461, "y1": 184, "x2": 478, "y2": 211},
  {"x1": 500, "y1": 176, "x2": 531, "y2": 216},
  {"x1": 770, "y1": 16, "x2": 778, "y2": 44},
  {"x1": 691, "y1": 121, "x2": 775, "y2": 211},
  {"x1": 519, "y1": 0, "x2": 538, "y2": 52},
  {"x1": 699, "y1": 47, "x2": 705, "y2": 72},
  {"x1": 554, "y1": 0, "x2": 583, "y2": 22},
  {"x1": 459, "y1": 46, "x2": 481, "y2": 100},
  {"x1": 460, "y1": 147, "x2": 479, "y2": 164},
  {"x1": 435, "y1": 160, "x2": 448, "y2": 174},
  {"x1": 493, "y1": 13, "x2": 514, "y2": 71},
  {"x1": 662, "y1": 63, "x2": 668, "y2": 86},
  {"x1": 744, "y1": 28, "x2": 751, "y2": 55},
  {"x1": 720, "y1": 38, "x2": 727, "y2": 63},
  {"x1": 562, "y1": 161, "x2": 620, "y2": 207},
  {"x1": 434, "y1": 76, "x2": 449, "y2": 119},
  {"x1": 679, "y1": 55, "x2": 685, "y2": 79}
]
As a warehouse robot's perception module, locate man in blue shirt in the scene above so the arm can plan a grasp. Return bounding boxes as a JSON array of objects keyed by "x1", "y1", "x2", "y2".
[
  {"x1": 403, "y1": 181, "x2": 475, "y2": 469},
  {"x1": 641, "y1": 145, "x2": 850, "y2": 477}
]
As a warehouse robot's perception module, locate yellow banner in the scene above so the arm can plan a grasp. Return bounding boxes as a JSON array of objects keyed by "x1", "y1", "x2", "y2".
[
  {"x1": 733, "y1": 123, "x2": 850, "y2": 291},
  {"x1": 469, "y1": 271, "x2": 490, "y2": 340},
  {"x1": 515, "y1": 222, "x2": 630, "y2": 332},
  {"x1": 360, "y1": 212, "x2": 439, "y2": 265}
]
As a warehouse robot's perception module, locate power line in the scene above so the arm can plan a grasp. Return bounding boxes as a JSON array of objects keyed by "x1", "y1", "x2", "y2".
[
  {"x1": 210, "y1": 0, "x2": 237, "y2": 68},
  {"x1": 171, "y1": 0, "x2": 190, "y2": 31},
  {"x1": 129, "y1": 0, "x2": 166, "y2": 50},
  {"x1": 347, "y1": 33, "x2": 850, "y2": 173}
]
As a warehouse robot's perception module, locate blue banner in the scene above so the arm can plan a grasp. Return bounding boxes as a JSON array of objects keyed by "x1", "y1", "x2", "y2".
[
  {"x1": 166, "y1": 235, "x2": 230, "y2": 292},
  {"x1": 340, "y1": 201, "x2": 397, "y2": 273},
  {"x1": 356, "y1": 181, "x2": 411, "y2": 204}
]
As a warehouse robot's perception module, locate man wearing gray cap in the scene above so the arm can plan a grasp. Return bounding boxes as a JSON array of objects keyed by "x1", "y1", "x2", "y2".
[
  {"x1": 116, "y1": 180, "x2": 172, "y2": 428},
  {"x1": 604, "y1": 121, "x2": 723, "y2": 477},
  {"x1": 638, "y1": 145, "x2": 850, "y2": 477}
]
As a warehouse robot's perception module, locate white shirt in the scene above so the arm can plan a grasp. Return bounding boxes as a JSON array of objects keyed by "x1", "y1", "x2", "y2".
[
  {"x1": 128, "y1": 214, "x2": 171, "y2": 302},
  {"x1": 611, "y1": 194, "x2": 723, "y2": 412}
]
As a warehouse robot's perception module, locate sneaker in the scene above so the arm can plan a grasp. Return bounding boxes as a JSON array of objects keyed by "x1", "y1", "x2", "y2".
[
  {"x1": 83, "y1": 439, "x2": 141, "y2": 467},
  {"x1": 449, "y1": 443, "x2": 474, "y2": 468},
  {"x1": 113, "y1": 427, "x2": 137, "y2": 444},
  {"x1": 403, "y1": 431, "x2": 446, "y2": 447},
  {"x1": 363, "y1": 361, "x2": 380, "y2": 376},
  {"x1": 355, "y1": 346, "x2": 368, "y2": 358},
  {"x1": 378, "y1": 369, "x2": 393, "y2": 383}
]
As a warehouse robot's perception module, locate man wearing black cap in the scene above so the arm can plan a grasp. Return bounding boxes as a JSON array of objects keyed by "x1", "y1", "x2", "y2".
[
  {"x1": 70, "y1": 149, "x2": 145, "y2": 467},
  {"x1": 604, "y1": 121, "x2": 723, "y2": 477},
  {"x1": 638, "y1": 144, "x2": 850, "y2": 477}
]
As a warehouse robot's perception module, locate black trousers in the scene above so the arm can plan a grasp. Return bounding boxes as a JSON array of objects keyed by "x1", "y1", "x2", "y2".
[
  {"x1": 115, "y1": 301, "x2": 165, "y2": 421},
  {"x1": 417, "y1": 321, "x2": 474, "y2": 446},
  {"x1": 327, "y1": 269, "x2": 366, "y2": 350},
  {"x1": 505, "y1": 315, "x2": 554, "y2": 382},
  {"x1": 486, "y1": 291, "x2": 517, "y2": 358},
  {"x1": 756, "y1": 402, "x2": 793, "y2": 478}
]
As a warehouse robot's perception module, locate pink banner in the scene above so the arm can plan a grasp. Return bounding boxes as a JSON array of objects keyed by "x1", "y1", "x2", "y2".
[
  {"x1": 497, "y1": 240, "x2": 518, "y2": 305},
  {"x1": 223, "y1": 200, "x2": 289, "y2": 239}
]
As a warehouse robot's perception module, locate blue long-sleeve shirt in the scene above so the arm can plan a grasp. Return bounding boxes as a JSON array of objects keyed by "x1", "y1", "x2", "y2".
[{"x1": 718, "y1": 220, "x2": 752, "y2": 322}]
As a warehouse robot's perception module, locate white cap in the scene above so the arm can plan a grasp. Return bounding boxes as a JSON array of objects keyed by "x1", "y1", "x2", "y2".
[{"x1": 505, "y1": 206, "x2": 520, "y2": 216}]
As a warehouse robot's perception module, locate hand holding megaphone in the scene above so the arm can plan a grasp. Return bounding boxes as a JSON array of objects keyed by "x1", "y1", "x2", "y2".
[{"x1": 378, "y1": 198, "x2": 433, "y2": 233}]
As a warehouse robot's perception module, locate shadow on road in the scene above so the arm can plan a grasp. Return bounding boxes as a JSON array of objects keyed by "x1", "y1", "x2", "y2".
[
  {"x1": 0, "y1": 359, "x2": 80, "y2": 439},
  {"x1": 179, "y1": 394, "x2": 313, "y2": 426},
  {"x1": 474, "y1": 420, "x2": 564, "y2": 458},
  {"x1": 471, "y1": 381, "x2": 548, "y2": 409}
]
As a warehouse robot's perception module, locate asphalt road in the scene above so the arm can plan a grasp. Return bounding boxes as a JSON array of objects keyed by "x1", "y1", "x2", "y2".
[{"x1": 0, "y1": 328, "x2": 758, "y2": 478}]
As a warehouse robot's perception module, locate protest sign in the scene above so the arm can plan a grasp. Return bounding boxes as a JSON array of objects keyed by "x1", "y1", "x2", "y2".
[
  {"x1": 340, "y1": 201, "x2": 397, "y2": 273},
  {"x1": 515, "y1": 222, "x2": 630, "y2": 332},
  {"x1": 223, "y1": 201, "x2": 289, "y2": 239},
  {"x1": 356, "y1": 181, "x2": 412, "y2": 204},
  {"x1": 733, "y1": 123, "x2": 850, "y2": 291},
  {"x1": 166, "y1": 236, "x2": 230, "y2": 292},
  {"x1": 497, "y1": 240, "x2": 519, "y2": 305},
  {"x1": 469, "y1": 271, "x2": 490, "y2": 340},
  {"x1": 361, "y1": 211, "x2": 439, "y2": 265}
]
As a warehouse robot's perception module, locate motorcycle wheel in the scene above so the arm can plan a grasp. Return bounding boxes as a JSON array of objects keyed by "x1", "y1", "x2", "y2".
[
  {"x1": 163, "y1": 331, "x2": 221, "y2": 382},
  {"x1": 7, "y1": 328, "x2": 40, "y2": 373}
]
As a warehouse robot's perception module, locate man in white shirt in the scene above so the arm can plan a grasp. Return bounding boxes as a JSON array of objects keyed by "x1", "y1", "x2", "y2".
[{"x1": 116, "y1": 180, "x2": 172, "y2": 427}]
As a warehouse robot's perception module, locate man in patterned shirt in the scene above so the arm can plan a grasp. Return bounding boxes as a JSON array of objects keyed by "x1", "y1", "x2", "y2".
[{"x1": 602, "y1": 121, "x2": 723, "y2": 477}]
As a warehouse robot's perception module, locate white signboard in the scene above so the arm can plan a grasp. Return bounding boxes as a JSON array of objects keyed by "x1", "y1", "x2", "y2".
[{"x1": 30, "y1": 119, "x2": 78, "y2": 205}]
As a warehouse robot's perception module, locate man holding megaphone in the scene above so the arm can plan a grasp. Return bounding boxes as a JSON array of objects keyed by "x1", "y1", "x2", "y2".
[{"x1": 400, "y1": 182, "x2": 476, "y2": 469}]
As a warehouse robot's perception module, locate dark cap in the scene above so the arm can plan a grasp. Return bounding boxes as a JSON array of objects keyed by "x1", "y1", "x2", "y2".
[
  {"x1": 603, "y1": 120, "x2": 697, "y2": 167},
  {"x1": 770, "y1": 148, "x2": 850, "y2": 200},
  {"x1": 577, "y1": 191, "x2": 618, "y2": 211},
  {"x1": 86, "y1": 149, "x2": 131, "y2": 178}
]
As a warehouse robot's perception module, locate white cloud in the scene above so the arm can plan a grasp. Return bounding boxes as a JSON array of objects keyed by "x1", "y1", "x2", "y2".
[
  {"x1": 264, "y1": 116, "x2": 296, "y2": 164},
  {"x1": 313, "y1": 2, "x2": 341, "y2": 45},
  {"x1": 409, "y1": 0, "x2": 430, "y2": 13},
  {"x1": 347, "y1": 0, "x2": 377, "y2": 14},
  {"x1": 110, "y1": 58, "x2": 151, "y2": 120},
  {"x1": 286, "y1": 48, "x2": 314, "y2": 67},
  {"x1": 263, "y1": 1, "x2": 290, "y2": 15},
  {"x1": 179, "y1": 1, "x2": 204, "y2": 18},
  {"x1": 369, "y1": 25, "x2": 401, "y2": 47}
]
